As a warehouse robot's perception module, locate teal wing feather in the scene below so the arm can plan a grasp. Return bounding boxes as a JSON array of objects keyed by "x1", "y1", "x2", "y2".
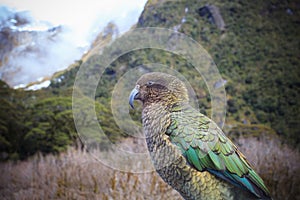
[{"x1": 167, "y1": 104, "x2": 270, "y2": 199}]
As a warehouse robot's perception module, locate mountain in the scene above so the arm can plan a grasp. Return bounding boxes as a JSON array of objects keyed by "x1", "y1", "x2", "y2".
[
  {"x1": 0, "y1": 6, "x2": 83, "y2": 87},
  {"x1": 1, "y1": 0, "x2": 299, "y2": 160}
]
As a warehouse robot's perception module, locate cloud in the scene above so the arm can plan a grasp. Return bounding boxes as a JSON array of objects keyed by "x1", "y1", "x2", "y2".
[
  {"x1": 0, "y1": 0, "x2": 147, "y2": 87},
  {"x1": 1, "y1": 0, "x2": 147, "y2": 45}
]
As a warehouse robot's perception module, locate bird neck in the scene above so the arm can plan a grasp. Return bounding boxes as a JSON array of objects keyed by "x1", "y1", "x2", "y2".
[
  {"x1": 142, "y1": 103, "x2": 171, "y2": 138},
  {"x1": 141, "y1": 100, "x2": 191, "y2": 140}
]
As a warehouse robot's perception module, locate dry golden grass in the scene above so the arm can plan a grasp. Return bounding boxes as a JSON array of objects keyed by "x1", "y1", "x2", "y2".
[
  {"x1": 0, "y1": 135, "x2": 299, "y2": 200},
  {"x1": 234, "y1": 134, "x2": 300, "y2": 200},
  {"x1": 0, "y1": 146, "x2": 182, "y2": 200}
]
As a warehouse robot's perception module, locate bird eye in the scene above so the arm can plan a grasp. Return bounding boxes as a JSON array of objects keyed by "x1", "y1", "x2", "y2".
[{"x1": 147, "y1": 81, "x2": 154, "y2": 86}]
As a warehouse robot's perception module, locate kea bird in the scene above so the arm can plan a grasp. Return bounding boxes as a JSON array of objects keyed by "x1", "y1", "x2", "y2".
[{"x1": 129, "y1": 72, "x2": 271, "y2": 200}]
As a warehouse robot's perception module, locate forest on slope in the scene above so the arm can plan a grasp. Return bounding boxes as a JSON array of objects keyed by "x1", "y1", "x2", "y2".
[{"x1": 1, "y1": 0, "x2": 299, "y2": 160}]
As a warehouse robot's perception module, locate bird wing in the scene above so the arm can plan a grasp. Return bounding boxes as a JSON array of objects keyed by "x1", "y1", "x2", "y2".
[{"x1": 167, "y1": 104, "x2": 270, "y2": 199}]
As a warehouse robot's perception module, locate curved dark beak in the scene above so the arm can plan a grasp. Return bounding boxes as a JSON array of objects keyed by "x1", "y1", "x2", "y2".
[{"x1": 129, "y1": 87, "x2": 139, "y2": 109}]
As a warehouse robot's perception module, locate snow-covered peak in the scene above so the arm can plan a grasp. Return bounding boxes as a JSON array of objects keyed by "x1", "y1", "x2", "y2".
[{"x1": 0, "y1": 1, "x2": 147, "y2": 89}]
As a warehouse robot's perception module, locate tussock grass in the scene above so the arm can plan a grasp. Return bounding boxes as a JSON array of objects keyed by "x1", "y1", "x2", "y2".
[
  {"x1": 234, "y1": 134, "x2": 300, "y2": 200},
  {"x1": 0, "y1": 147, "x2": 182, "y2": 200},
  {"x1": 0, "y1": 135, "x2": 299, "y2": 200}
]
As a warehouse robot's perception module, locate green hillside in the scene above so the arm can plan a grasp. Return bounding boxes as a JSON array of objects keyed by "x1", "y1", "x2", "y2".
[{"x1": 138, "y1": 0, "x2": 300, "y2": 145}]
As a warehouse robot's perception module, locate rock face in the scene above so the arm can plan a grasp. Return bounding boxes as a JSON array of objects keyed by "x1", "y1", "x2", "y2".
[
  {"x1": 0, "y1": 7, "x2": 64, "y2": 86},
  {"x1": 198, "y1": 5, "x2": 226, "y2": 31},
  {"x1": 1, "y1": 6, "x2": 88, "y2": 88},
  {"x1": 0, "y1": 26, "x2": 62, "y2": 72}
]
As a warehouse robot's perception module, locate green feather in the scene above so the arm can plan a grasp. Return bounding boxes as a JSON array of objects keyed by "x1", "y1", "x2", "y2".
[
  {"x1": 208, "y1": 150, "x2": 224, "y2": 170},
  {"x1": 220, "y1": 142, "x2": 233, "y2": 155},
  {"x1": 212, "y1": 141, "x2": 221, "y2": 154},
  {"x1": 248, "y1": 170, "x2": 270, "y2": 195},
  {"x1": 186, "y1": 147, "x2": 203, "y2": 171},
  {"x1": 223, "y1": 154, "x2": 241, "y2": 175}
]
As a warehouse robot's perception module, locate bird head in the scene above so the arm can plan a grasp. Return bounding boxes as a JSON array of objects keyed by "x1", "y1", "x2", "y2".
[{"x1": 129, "y1": 72, "x2": 189, "y2": 109}]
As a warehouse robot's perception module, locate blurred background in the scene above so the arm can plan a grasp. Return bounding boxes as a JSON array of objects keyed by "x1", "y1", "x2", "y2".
[{"x1": 0, "y1": 0, "x2": 299, "y2": 199}]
